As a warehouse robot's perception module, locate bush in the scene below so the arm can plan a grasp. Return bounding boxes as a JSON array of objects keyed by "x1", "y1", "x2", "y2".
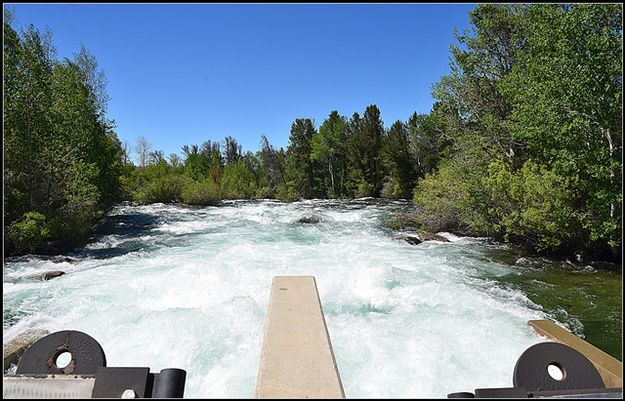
[
  {"x1": 356, "y1": 181, "x2": 374, "y2": 198},
  {"x1": 383, "y1": 210, "x2": 423, "y2": 231},
  {"x1": 7, "y1": 212, "x2": 51, "y2": 254},
  {"x1": 484, "y1": 159, "x2": 578, "y2": 251},
  {"x1": 380, "y1": 176, "x2": 398, "y2": 199},
  {"x1": 135, "y1": 175, "x2": 185, "y2": 204},
  {"x1": 412, "y1": 163, "x2": 472, "y2": 233},
  {"x1": 181, "y1": 179, "x2": 221, "y2": 206},
  {"x1": 221, "y1": 162, "x2": 256, "y2": 199}
]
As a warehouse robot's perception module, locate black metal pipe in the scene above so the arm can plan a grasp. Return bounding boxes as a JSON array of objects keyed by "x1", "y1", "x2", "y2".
[{"x1": 152, "y1": 368, "x2": 187, "y2": 398}]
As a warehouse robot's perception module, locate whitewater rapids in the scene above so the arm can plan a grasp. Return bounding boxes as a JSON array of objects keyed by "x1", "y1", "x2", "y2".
[{"x1": 4, "y1": 200, "x2": 549, "y2": 397}]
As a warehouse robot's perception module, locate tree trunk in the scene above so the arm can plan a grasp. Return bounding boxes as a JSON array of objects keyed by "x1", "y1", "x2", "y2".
[
  {"x1": 328, "y1": 160, "x2": 335, "y2": 197},
  {"x1": 604, "y1": 128, "x2": 615, "y2": 219}
]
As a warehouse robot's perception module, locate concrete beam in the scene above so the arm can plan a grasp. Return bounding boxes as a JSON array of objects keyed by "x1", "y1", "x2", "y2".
[
  {"x1": 528, "y1": 320, "x2": 622, "y2": 388},
  {"x1": 256, "y1": 276, "x2": 345, "y2": 398}
]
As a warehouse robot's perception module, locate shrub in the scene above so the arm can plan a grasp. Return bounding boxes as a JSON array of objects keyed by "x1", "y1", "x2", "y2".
[
  {"x1": 221, "y1": 161, "x2": 256, "y2": 199},
  {"x1": 484, "y1": 159, "x2": 578, "y2": 251},
  {"x1": 181, "y1": 179, "x2": 220, "y2": 206},
  {"x1": 135, "y1": 175, "x2": 185, "y2": 203},
  {"x1": 356, "y1": 181, "x2": 374, "y2": 198},
  {"x1": 412, "y1": 163, "x2": 472, "y2": 232},
  {"x1": 7, "y1": 212, "x2": 51, "y2": 254}
]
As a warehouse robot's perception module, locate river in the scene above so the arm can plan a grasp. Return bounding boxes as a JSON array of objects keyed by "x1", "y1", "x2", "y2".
[{"x1": 3, "y1": 199, "x2": 622, "y2": 397}]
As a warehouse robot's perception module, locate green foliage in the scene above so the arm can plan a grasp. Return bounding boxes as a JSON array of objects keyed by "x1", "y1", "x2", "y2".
[
  {"x1": 382, "y1": 120, "x2": 418, "y2": 198},
  {"x1": 7, "y1": 212, "x2": 51, "y2": 254},
  {"x1": 285, "y1": 119, "x2": 317, "y2": 199},
  {"x1": 355, "y1": 181, "x2": 375, "y2": 198},
  {"x1": 413, "y1": 163, "x2": 471, "y2": 233},
  {"x1": 64, "y1": 161, "x2": 100, "y2": 221},
  {"x1": 135, "y1": 176, "x2": 185, "y2": 204},
  {"x1": 346, "y1": 105, "x2": 385, "y2": 197},
  {"x1": 407, "y1": 107, "x2": 453, "y2": 178},
  {"x1": 221, "y1": 160, "x2": 256, "y2": 199},
  {"x1": 181, "y1": 179, "x2": 220, "y2": 206},
  {"x1": 502, "y1": 4, "x2": 622, "y2": 250},
  {"x1": 258, "y1": 135, "x2": 286, "y2": 197},
  {"x1": 7, "y1": 4, "x2": 618, "y2": 262},
  {"x1": 483, "y1": 160, "x2": 578, "y2": 251},
  {"x1": 3, "y1": 18, "x2": 125, "y2": 255},
  {"x1": 311, "y1": 111, "x2": 350, "y2": 198},
  {"x1": 416, "y1": 3, "x2": 622, "y2": 258}
]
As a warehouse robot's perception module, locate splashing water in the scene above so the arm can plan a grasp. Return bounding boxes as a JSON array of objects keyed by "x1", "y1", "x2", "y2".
[{"x1": 3, "y1": 200, "x2": 619, "y2": 397}]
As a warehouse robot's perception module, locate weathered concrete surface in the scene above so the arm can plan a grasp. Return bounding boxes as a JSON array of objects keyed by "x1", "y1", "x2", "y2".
[
  {"x1": 256, "y1": 276, "x2": 345, "y2": 398},
  {"x1": 3, "y1": 329, "x2": 50, "y2": 368},
  {"x1": 528, "y1": 320, "x2": 622, "y2": 388}
]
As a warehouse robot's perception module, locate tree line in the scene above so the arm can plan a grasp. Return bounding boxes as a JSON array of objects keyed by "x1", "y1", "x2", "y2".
[
  {"x1": 4, "y1": 4, "x2": 622, "y2": 262},
  {"x1": 121, "y1": 105, "x2": 448, "y2": 207}
]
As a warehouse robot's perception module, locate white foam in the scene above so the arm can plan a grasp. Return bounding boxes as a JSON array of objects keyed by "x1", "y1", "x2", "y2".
[{"x1": 3, "y1": 201, "x2": 549, "y2": 397}]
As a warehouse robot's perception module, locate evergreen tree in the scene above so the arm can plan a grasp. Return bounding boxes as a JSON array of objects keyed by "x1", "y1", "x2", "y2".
[
  {"x1": 259, "y1": 134, "x2": 286, "y2": 197},
  {"x1": 224, "y1": 136, "x2": 241, "y2": 166},
  {"x1": 382, "y1": 120, "x2": 418, "y2": 198},
  {"x1": 311, "y1": 111, "x2": 349, "y2": 198},
  {"x1": 285, "y1": 119, "x2": 317, "y2": 199},
  {"x1": 346, "y1": 105, "x2": 385, "y2": 197}
]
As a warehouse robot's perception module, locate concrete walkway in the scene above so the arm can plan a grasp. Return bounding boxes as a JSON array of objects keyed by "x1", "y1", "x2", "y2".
[{"x1": 256, "y1": 276, "x2": 345, "y2": 398}]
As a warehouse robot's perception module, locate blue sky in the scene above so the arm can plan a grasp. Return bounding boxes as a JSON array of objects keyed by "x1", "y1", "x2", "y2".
[{"x1": 6, "y1": 3, "x2": 475, "y2": 160}]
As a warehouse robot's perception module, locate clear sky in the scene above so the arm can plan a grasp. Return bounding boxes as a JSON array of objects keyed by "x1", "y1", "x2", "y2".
[{"x1": 6, "y1": 3, "x2": 475, "y2": 160}]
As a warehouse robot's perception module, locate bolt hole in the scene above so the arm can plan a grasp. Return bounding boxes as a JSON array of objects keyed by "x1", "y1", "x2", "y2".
[
  {"x1": 55, "y1": 351, "x2": 72, "y2": 369},
  {"x1": 547, "y1": 363, "x2": 565, "y2": 381}
]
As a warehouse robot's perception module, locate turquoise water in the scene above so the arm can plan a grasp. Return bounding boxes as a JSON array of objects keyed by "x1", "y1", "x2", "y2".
[{"x1": 3, "y1": 200, "x2": 621, "y2": 397}]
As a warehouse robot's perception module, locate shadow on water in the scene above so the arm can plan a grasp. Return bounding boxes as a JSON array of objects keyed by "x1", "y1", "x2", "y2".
[
  {"x1": 98, "y1": 212, "x2": 162, "y2": 236},
  {"x1": 74, "y1": 212, "x2": 163, "y2": 259}
]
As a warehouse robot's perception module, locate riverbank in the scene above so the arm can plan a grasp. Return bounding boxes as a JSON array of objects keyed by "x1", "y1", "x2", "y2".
[{"x1": 383, "y1": 207, "x2": 622, "y2": 269}]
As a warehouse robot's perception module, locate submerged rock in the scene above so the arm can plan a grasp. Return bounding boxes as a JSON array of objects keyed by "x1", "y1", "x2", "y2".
[
  {"x1": 52, "y1": 256, "x2": 81, "y2": 264},
  {"x1": 493, "y1": 256, "x2": 516, "y2": 266},
  {"x1": 41, "y1": 271, "x2": 66, "y2": 280},
  {"x1": 515, "y1": 257, "x2": 533, "y2": 267},
  {"x1": 419, "y1": 232, "x2": 450, "y2": 242},
  {"x1": 292, "y1": 214, "x2": 321, "y2": 224},
  {"x1": 404, "y1": 236, "x2": 422, "y2": 246}
]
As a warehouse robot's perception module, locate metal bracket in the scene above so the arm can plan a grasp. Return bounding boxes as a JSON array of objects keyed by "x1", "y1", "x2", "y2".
[
  {"x1": 447, "y1": 342, "x2": 623, "y2": 398},
  {"x1": 5, "y1": 330, "x2": 186, "y2": 398}
]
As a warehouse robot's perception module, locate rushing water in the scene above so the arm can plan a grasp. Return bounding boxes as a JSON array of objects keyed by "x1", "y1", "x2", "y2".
[{"x1": 3, "y1": 199, "x2": 622, "y2": 397}]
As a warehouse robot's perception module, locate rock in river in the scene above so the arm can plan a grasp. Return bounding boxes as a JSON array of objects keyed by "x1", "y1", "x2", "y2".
[
  {"x1": 292, "y1": 214, "x2": 321, "y2": 224},
  {"x1": 52, "y1": 256, "x2": 81, "y2": 264},
  {"x1": 41, "y1": 271, "x2": 66, "y2": 280},
  {"x1": 419, "y1": 232, "x2": 450, "y2": 242},
  {"x1": 404, "y1": 236, "x2": 422, "y2": 245}
]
